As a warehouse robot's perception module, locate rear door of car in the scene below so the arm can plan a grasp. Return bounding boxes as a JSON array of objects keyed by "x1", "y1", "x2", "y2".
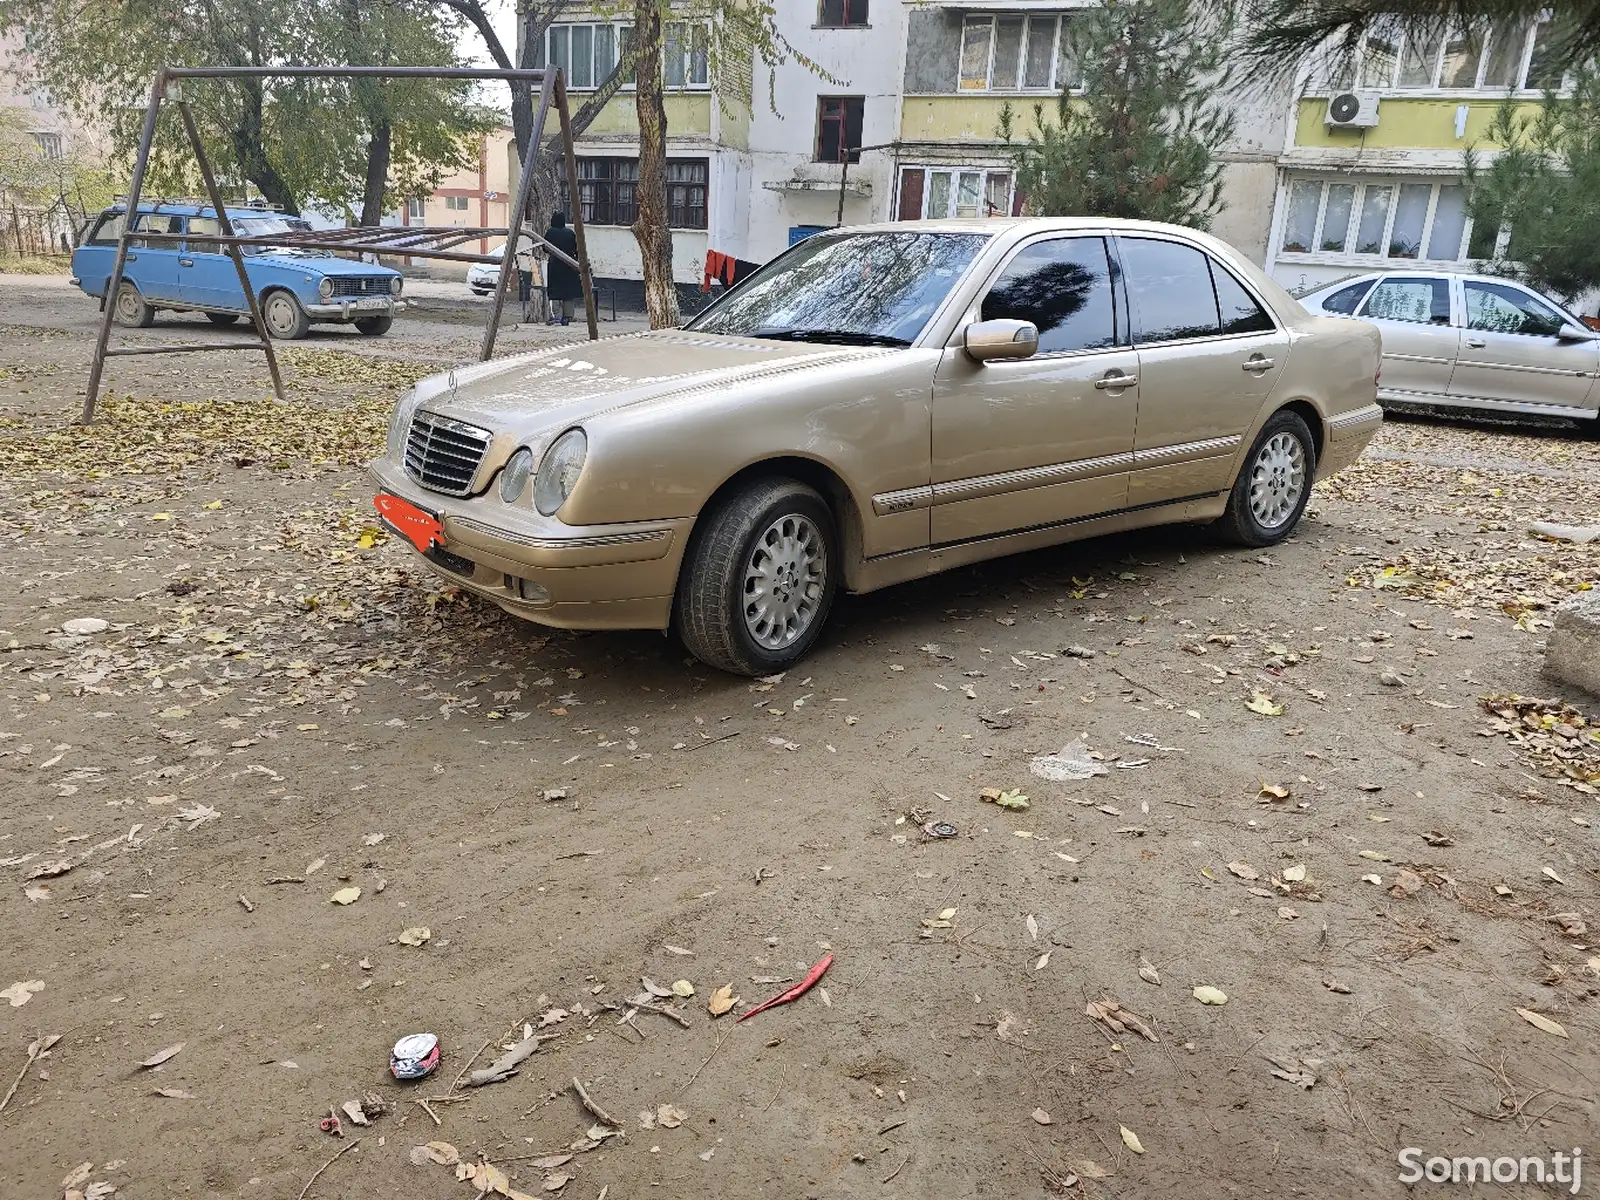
[
  {"x1": 1116, "y1": 234, "x2": 1290, "y2": 507},
  {"x1": 1353, "y1": 275, "x2": 1456, "y2": 402},
  {"x1": 930, "y1": 233, "x2": 1139, "y2": 544},
  {"x1": 125, "y1": 213, "x2": 184, "y2": 302},
  {"x1": 178, "y1": 215, "x2": 245, "y2": 312},
  {"x1": 1449, "y1": 279, "x2": 1599, "y2": 412}
]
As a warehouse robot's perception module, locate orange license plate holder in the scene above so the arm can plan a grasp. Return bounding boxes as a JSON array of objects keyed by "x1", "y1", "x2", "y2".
[{"x1": 374, "y1": 492, "x2": 445, "y2": 554}]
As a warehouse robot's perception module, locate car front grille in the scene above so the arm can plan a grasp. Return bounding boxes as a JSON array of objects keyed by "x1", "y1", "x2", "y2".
[
  {"x1": 329, "y1": 276, "x2": 392, "y2": 298},
  {"x1": 404, "y1": 410, "x2": 491, "y2": 497}
]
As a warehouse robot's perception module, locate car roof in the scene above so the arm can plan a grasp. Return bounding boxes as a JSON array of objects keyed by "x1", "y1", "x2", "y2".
[
  {"x1": 1309, "y1": 269, "x2": 1544, "y2": 291},
  {"x1": 835, "y1": 216, "x2": 1225, "y2": 238},
  {"x1": 105, "y1": 201, "x2": 297, "y2": 219}
]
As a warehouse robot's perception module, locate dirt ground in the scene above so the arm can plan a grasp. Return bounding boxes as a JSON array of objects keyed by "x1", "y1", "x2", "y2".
[{"x1": 1, "y1": 272, "x2": 1597, "y2": 1200}]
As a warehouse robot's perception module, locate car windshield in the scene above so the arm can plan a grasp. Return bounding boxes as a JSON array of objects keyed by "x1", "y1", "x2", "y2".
[
  {"x1": 236, "y1": 216, "x2": 324, "y2": 257},
  {"x1": 687, "y1": 231, "x2": 990, "y2": 346}
]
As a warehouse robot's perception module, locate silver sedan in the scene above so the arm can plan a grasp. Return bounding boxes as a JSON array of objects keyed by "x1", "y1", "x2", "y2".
[{"x1": 1300, "y1": 271, "x2": 1599, "y2": 426}]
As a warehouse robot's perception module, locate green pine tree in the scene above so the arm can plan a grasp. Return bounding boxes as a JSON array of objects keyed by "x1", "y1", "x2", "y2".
[
  {"x1": 1464, "y1": 65, "x2": 1600, "y2": 303},
  {"x1": 998, "y1": 0, "x2": 1236, "y2": 229}
]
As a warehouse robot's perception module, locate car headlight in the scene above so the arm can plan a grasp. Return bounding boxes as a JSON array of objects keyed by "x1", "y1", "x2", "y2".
[
  {"x1": 318, "y1": 277, "x2": 333, "y2": 300},
  {"x1": 386, "y1": 388, "x2": 419, "y2": 459},
  {"x1": 534, "y1": 428, "x2": 587, "y2": 517},
  {"x1": 390, "y1": 275, "x2": 403, "y2": 296},
  {"x1": 499, "y1": 447, "x2": 535, "y2": 503}
]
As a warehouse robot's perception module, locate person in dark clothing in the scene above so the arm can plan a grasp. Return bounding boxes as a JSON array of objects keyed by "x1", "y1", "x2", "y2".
[{"x1": 543, "y1": 211, "x2": 581, "y2": 326}]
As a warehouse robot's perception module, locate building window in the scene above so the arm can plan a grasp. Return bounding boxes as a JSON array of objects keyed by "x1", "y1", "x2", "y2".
[
  {"x1": 897, "y1": 167, "x2": 1013, "y2": 219},
  {"x1": 816, "y1": 96, "x2": 864, "y2": 163},
  {"x1": 559, "y1": 157, "x2": 707, "y2": 230},
  {"x1": 547, "y1": 22, "x2": 628, "y2": 90},
  {"x1": 443, "y1": 195, "x2": 471, "y2": 212},
  {"x1": 1341, "y1": 14, "x2": 1563, "y2": 92},
  {"x1": 1277, "y1": 177, "x2": 1471, "y2": 263},
  {"x1": 958, "y1": 14, "x2": 1080, "y2": 93},
  {"x1": 663, "y1": 21, "x2": 710, "y2": 89},
  {"x1": 30, "y1": 132, "x2": 63, "y2": 160},
  {"x1": 818, "y1": 0, "x2": 867, "y2": 27},
  {"x1": 406, "y1": 198, "x2": 426, "y2": 221}
]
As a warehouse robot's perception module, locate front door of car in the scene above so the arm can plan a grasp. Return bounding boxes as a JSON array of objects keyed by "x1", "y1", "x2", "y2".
[
  {"x1": 1355, "y1": 275, "x2": 1457, "y2": 401},
  {"x1": 1115, "y1": 235, "x2": 1291, "y2": 506},
  {"x1": 930, "y1": 234, "x2": 1138, "y2": 544},
  {"x1": 178, "y1": 216, "x2": 245, "y2": 312},
  {"x1": 1449, "y1": 279, "x2": 1599, "y2": 411},
  {"x1": 125, "y1": 213, "x2": 184, "y2": 302}
]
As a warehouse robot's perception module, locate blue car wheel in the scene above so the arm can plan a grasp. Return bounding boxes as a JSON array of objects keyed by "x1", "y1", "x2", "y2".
[
  {"x1": 262, "y1": 290, "x2": 310, "y2": 340},
  {"x1": 114, "y1": 283, "x2": 155, "y2": 328}
]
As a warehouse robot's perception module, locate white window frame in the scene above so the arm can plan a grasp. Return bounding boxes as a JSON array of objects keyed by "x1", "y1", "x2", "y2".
[
  {"x1": 406, "y1": 197, "x2": 426, "y2": 221},
  {"x1": 957, "y1": 13, "x2": 1082, "y2": 94},
  {"x1": 1275, "y1": 176, "x2": 1475, "y2": 268},
  {"x1": 547, "y1": 20, "x2": 709, "y2": 92},
  {"x1": 1335, "y1": 13, "x2": 1565, "y2": 96},
  {"x1": 443, "y1": 194, "x2": 471, "y2": 212},
  {"x1": 899, "y1": 166, "x2": 1014, "y2": 219}
]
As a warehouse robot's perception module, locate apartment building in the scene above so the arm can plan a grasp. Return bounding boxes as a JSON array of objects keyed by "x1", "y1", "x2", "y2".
[
  {"x1": 402, "y1": 126, "x2": 517, "y2": 255},
  {"x1": 1265, "y1": 17, "x2": 1565, "y2": 295}
]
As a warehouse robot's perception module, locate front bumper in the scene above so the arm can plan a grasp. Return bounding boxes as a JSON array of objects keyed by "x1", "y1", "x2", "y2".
[
  {"x1": 368, "y1": 457, "x2": 690, "y2": 631},
  {"x1": 1318, "y1": 402, "x2": 1383, "y2": 477},
  {"x1": 305, "y1": 298, "x2": 403, "y2": 320}
]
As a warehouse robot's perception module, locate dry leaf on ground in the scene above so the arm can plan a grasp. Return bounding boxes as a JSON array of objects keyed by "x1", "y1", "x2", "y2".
[
  {"x1": 1515, "y1": 1008, "x2": 1568, "y2": 1038},
  {"x1": 138, "y1": 1043, "x2": 185, "y2": 1069}
]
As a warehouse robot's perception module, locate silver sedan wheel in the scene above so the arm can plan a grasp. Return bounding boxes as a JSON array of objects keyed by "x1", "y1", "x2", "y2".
[
  {"x1": 742, "y1": 513, "x2": 826, "y2": 651},
  {"x1": 1248, "y1": 431, "x2": 1307, "y2": 529}
]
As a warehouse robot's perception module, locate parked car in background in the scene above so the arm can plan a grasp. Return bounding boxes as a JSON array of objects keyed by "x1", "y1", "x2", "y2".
[
  {"x1": 71, "y1": 203, "x2": 404, "y2": 338},
  {"x1": 371, "y1": 217, "x2": 1382, "y2": 675},
  {"x1": 1300, "y1": 271, "x2": 1599, "y2": 425},
  {"x1": 467, "y1": 244, "x2": 503, "y2": 296}
]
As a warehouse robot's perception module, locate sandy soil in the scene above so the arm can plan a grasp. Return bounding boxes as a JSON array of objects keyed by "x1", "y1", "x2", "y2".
[{"x1": 1, "y1": 274, "x2": 1596, "y2": 1200}]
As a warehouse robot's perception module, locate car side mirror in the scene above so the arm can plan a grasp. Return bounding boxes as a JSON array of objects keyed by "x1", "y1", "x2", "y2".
[
  {"x1": 1556, "y1": 322, "x2": 1597, "y2": 342},
  {"x1": 964, "y1": 318, "x2": 1039, "y2": 363}
]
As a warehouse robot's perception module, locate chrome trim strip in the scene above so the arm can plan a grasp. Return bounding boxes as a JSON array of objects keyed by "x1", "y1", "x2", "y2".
[
  {"x1": 871, "y1": 486, "x2": 935, "y2": 516},
  {"x1": 1131, "y1": 434, "x2": 1240, "y2": 465},
  {"x1": 1383, "y1": 352, "x2": 1454, "y2": 365},
  {"x1": 451, "y1": 518, "x2": 670, "y2": 551},
  {"x1": 873, "y1": 435, "x2": 1246, "y2": 516},
  {"x1": 932, "y1": 451, "x2": 1134, "y2": 505},
  {"x1": 1329, "y1": 403, "x2": 1383, "y2": 431},
  {"x1": 1379, "y1": 390, "x2": 1598, "y2": 420},
  {"x1": 1458, "y1": 359, "x2": 1590, "y2": 378}
]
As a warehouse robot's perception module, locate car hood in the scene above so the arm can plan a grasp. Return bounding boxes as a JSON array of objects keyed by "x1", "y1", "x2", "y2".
[
  {"x1": 250, "y1": 253, "x2": 399, "y2": 277},
  {"x1": 410, "y1": 330, "x2": 896, "y2": 441}
]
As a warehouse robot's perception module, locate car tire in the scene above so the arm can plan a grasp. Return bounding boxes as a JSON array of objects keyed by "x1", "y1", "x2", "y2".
[
  {"x1": 1214, "y1": 409, "x2": 1318, "y2": 547},
  {"x1": 354, "y1": 314, "x2": 393, "y2": 336},
  {"x1": 206, "y1": 312, "x2": 241, "y2": 326},
  {"x1": 262, "y1": 290, "x2": 310, "y2": 340},
  {"x1": 676, "y1": 478, "x2": 838, "y2": 676},
  {"x1": 113, "y1": 283, "x2": 154, "y2": 328}
]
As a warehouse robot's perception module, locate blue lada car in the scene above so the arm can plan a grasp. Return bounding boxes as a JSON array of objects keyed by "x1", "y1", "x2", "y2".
[{"x1": 72, "y1": 202, "x2": 404, "y2": 339}]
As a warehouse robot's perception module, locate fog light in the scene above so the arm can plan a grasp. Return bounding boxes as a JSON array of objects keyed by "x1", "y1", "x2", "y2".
[{"x1": 516, "y1": 578, "x2": 550, "y2": 604}]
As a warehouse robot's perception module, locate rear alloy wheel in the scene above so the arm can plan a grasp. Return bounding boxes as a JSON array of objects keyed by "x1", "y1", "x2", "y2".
[
  {"x1": 113, "y1": 283, "x2": 154, "y2": 328},
  {"x1": 205, "y1": 312, "x2": 240, "y2": 326},
  {"x1": 354, "y1": 314, "x2": 393, "y2": 336},
  {"x1": 262, "y1": 290, "x2": 310, "y2": 340},
  {"x1": 1215, "y1": 409, "x2": 1317, "y2": 546},
  {"x1": 677, "y1": 479, "x2": 837, "y2": 676}
]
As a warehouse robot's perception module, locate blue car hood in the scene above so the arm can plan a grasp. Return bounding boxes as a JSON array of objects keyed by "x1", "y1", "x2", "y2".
[{"x1": 250, "y1": 253, "x2": 398, "y2": 278}]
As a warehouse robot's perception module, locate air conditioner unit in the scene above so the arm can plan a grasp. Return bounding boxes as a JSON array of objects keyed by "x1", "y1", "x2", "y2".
[{"x1": 1326, "y1": 92, "x2": 1380, "y2": 128}]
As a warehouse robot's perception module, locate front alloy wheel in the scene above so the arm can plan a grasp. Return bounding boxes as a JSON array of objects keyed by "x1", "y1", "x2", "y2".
[{"x1": 677, "y1": 479, "x2": 838, "y2": 675}]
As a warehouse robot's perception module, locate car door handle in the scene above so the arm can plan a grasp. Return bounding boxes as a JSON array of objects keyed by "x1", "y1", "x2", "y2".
[
  {"x1": 1242, "y1": 357, "x2": 1275, "y2": 373},
  {"x1": 1465, "y1": 337, "x2": 1486, "y2": 348},
  {"x1": 178, "y1": 257, "x2": 194, "y2": 266},
  {"x1": 1094, "y1": 371, "x2": 1138, "y2": 390},
  {"x1": 125, "y1": 252, "x2": 137, "y2": 262}
]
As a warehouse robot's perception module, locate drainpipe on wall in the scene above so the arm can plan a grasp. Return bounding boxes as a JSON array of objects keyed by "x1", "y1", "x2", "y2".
[{"x1": 479, "y1": 133, "x2": 489, "y2": 255}]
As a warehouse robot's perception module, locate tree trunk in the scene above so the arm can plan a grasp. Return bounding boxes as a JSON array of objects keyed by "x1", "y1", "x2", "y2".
[
  {"x1": 631, "y1": 0, "x2": 679, "y2": 329},
  {"x1": 231, "y1": 79, "x2": 300, "y2": 216},
  {"x1": 359, "y1": 119, "x2": 391, "y2": 227}
]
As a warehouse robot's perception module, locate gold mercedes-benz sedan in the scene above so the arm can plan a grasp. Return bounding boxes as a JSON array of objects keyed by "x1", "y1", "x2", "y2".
[{"x1": 370, "y1": 217, "x2": 1382, "y2": 675}]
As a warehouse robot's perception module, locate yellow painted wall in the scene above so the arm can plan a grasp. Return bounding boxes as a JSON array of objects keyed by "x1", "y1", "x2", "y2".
[
  {"x1": 899, "y1": 96, "x2": 1028, "y2": 144},
  {"x1": 717, "y1": 95, "x2": 750, "y2": 152},
  {"x1": 581, "y1": 92, "x2": 713, "y2": 138},
  {"x1": 1293, "y1": 96, "x2": 1544, "y2": 150}
]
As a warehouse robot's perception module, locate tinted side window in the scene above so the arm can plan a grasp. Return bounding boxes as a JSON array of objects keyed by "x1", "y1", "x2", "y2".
[
  {"x1": 1361, "y1": 277, "x2": 1449, "y2": 325},
  {"x1": 1120, "y1": 237, "x2": 1220, "y2": 343},
  {"x1": 1465, "y1": 282, "x2": 1566, "y2": 337},
  {"x1": 1210, "y1": 262, "x2": 1274, "y2": 334},
  {"x1": 981, "y1": 236, "x2": 1117, "y2": 354},
  {"x1": 1321, "y1": 280, "x2": 1373, "y2": 316}
]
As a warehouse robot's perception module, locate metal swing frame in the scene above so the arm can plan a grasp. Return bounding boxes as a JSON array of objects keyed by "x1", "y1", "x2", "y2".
[{"x1": 82, "y1": 64, "x2": 598, "y2": 422}]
